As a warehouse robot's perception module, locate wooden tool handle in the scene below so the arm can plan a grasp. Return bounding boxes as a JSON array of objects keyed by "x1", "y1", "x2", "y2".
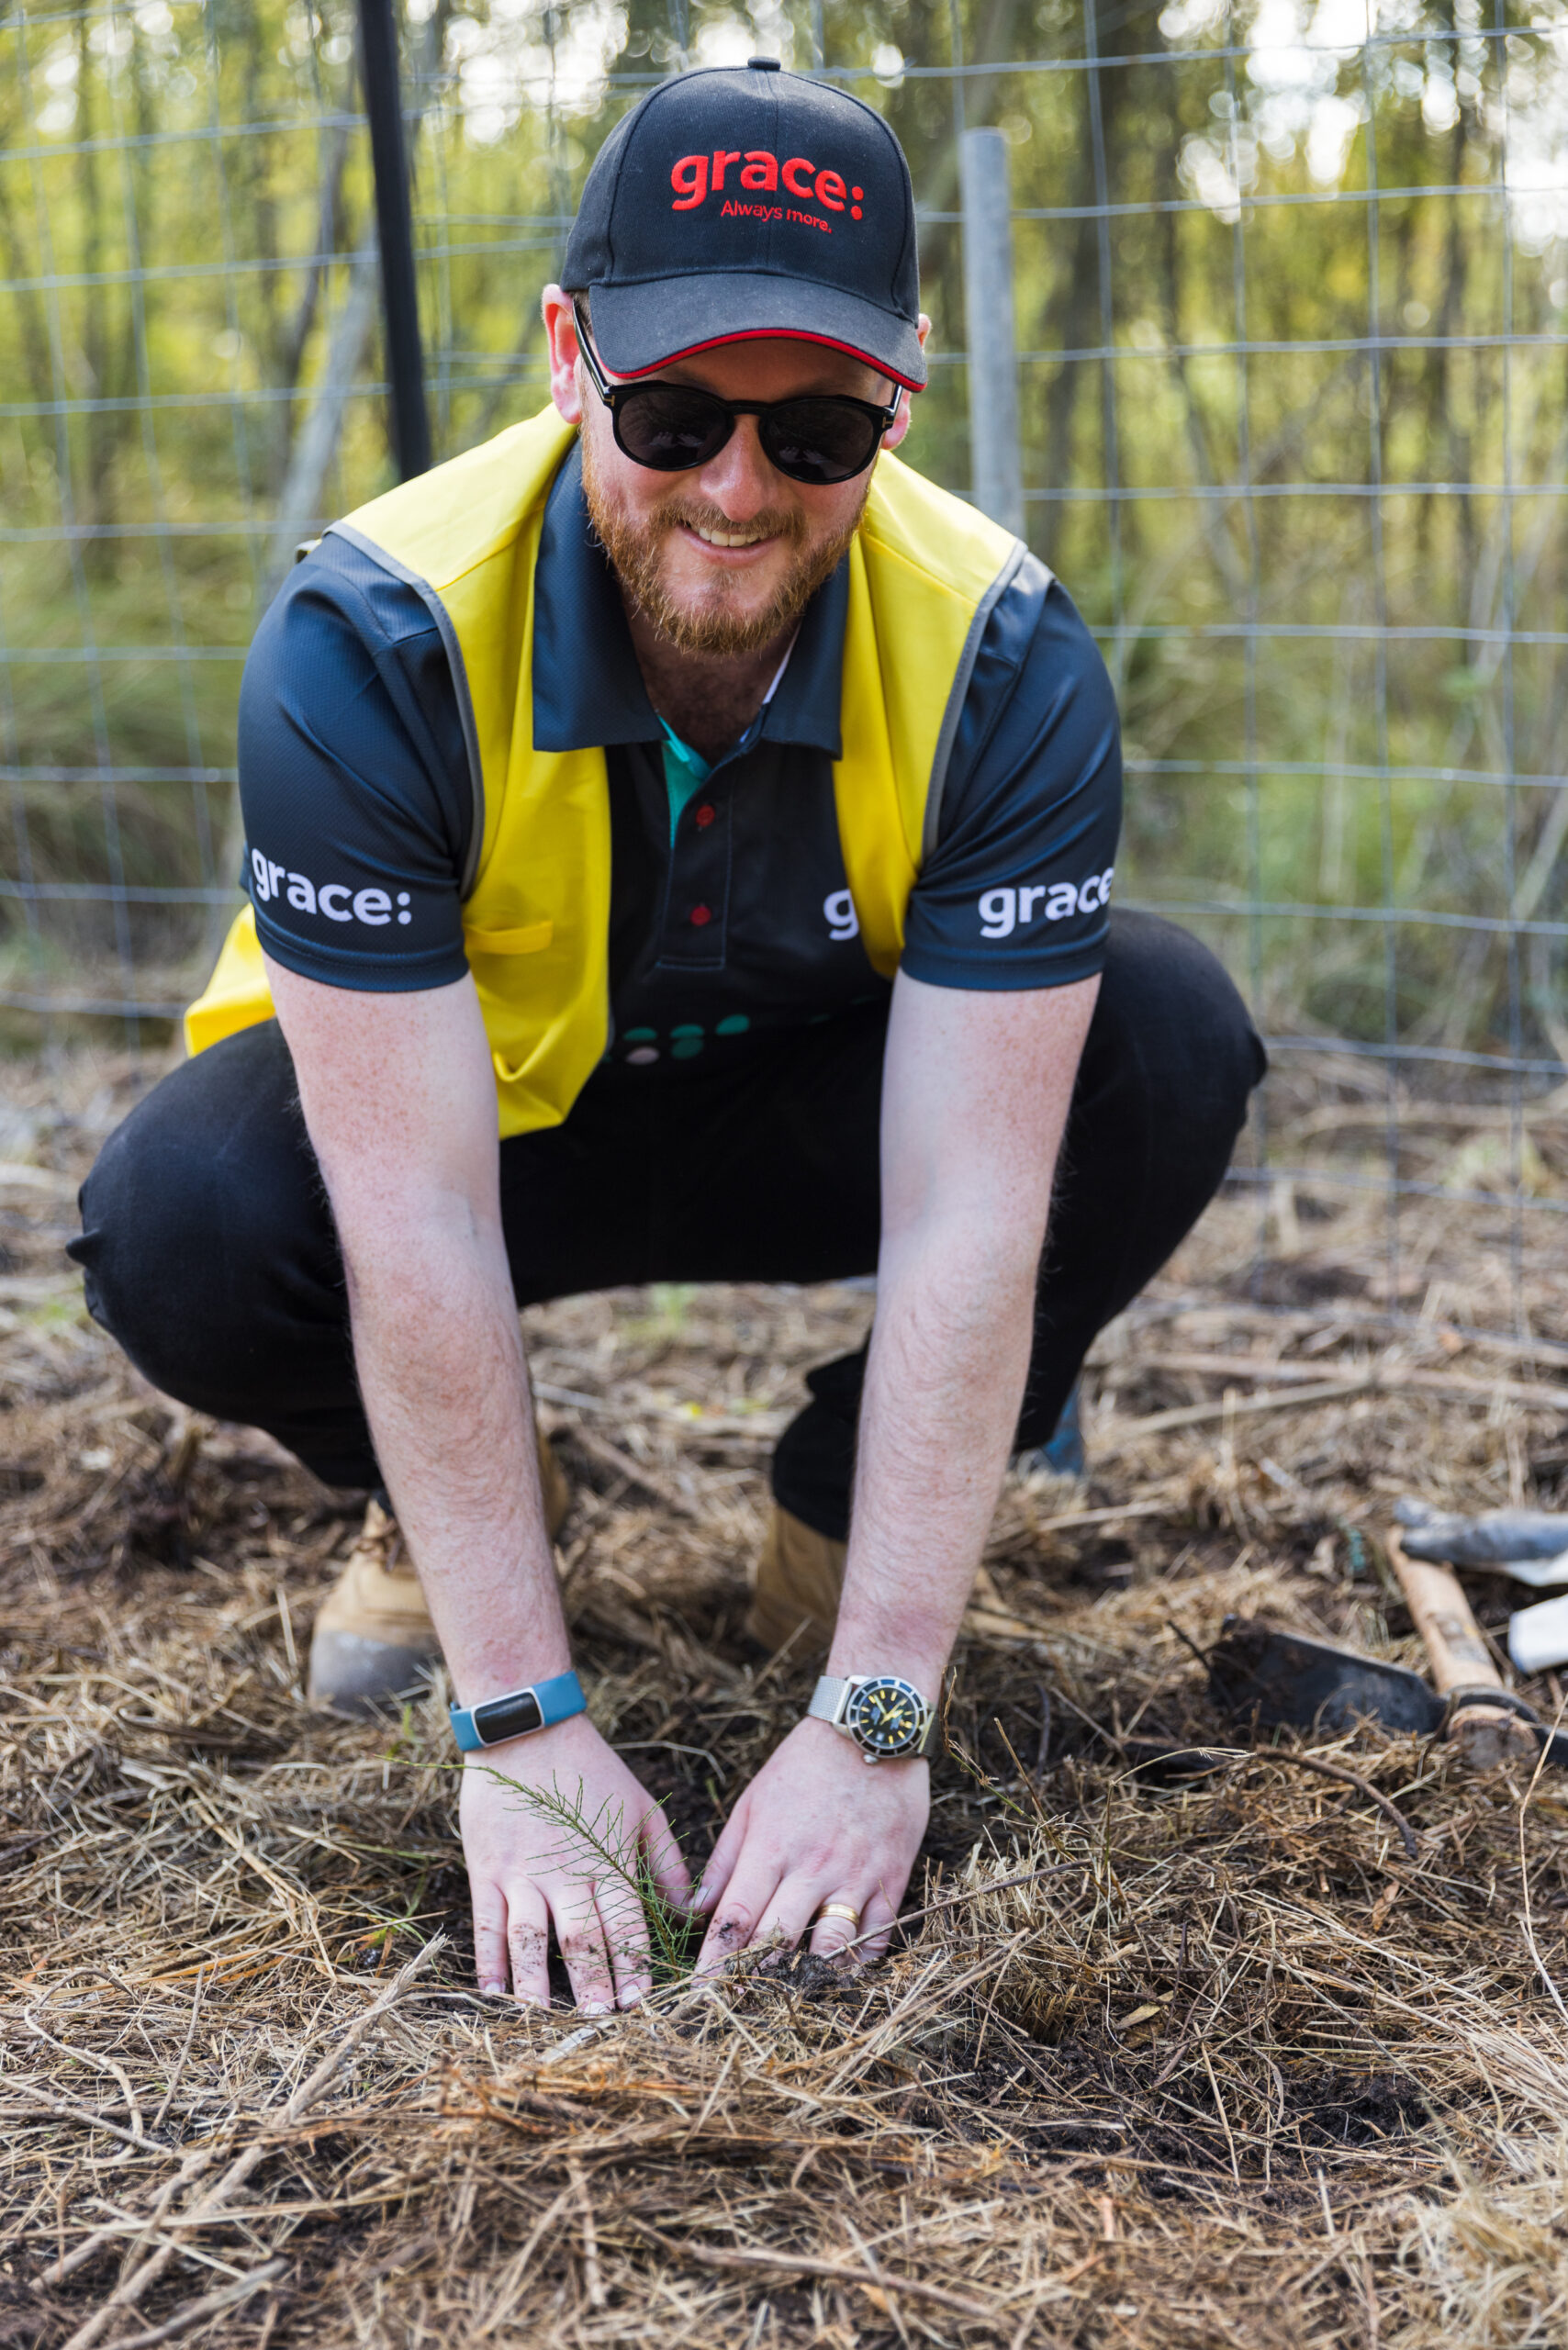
[
  {"x1": 1386, "y1": 1528, "x2": 1535, "y2": 1765},
  {"x1": 1387, "y1": 1529, "x2": 1501, "y2": 1694}
]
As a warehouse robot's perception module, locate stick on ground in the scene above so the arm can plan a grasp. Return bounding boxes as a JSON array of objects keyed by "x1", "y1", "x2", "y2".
[{"x1": 56, "y1": 1937, "x2": 444, "y2": 2350}]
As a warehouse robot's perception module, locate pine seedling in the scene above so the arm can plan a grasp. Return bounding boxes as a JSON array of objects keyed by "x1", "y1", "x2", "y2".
[{"x1": 474, "y1": 1766, "x2": 700, "y2": 1985}]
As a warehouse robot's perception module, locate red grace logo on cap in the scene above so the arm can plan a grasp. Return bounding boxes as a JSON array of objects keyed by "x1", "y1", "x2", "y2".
[{"x1": 671, "y1": 151, "x2": 864, "y2": 220}]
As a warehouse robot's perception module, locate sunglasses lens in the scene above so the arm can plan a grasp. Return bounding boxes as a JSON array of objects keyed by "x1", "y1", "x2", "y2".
[
  {"x1": 762, "y1": 400, "x2": 883, "y2": 486},
  {"x1": 615, "y1": 386, "x2": 732, "y2": 471}
]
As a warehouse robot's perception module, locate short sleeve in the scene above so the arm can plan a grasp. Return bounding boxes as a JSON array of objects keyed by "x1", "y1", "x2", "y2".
[
  {"x1": 237, "y1": 535, "x2": 474, "y2": 992},
  {"x1": 899, "y1": 554, "x2": 1122, "y2": 991}
]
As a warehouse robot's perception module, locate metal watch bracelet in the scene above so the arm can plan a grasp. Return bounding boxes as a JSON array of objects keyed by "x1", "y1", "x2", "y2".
[{"x1": 807, "y1": 1673, "x2": 940, "y2": 1762}]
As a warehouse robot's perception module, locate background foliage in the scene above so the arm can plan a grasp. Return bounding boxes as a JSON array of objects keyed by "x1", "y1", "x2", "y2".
[{"x1": 0, "y1": 0, "x2": 1563, "y2": 1076}]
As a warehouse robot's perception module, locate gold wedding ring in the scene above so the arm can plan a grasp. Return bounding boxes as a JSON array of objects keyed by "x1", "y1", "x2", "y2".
[{"x1": 817, "y1": 1901, "x2": 861, "y2": 1929}]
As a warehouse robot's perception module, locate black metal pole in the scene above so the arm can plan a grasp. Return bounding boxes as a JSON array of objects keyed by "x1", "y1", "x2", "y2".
[{"x1": 357, "y1": 0, "x2": 431, "y2": 480}]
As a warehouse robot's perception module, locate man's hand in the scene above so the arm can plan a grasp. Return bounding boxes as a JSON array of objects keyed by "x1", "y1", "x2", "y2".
[
  {"x1": 462, "y1": 1714, "x2": 692, "y2": 2009},
  {"x1": 690, "y1": 1718, "x2": 928, "y2": 1968}
]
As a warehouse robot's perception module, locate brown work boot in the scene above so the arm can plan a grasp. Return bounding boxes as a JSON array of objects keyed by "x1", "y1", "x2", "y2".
[
  {"x1": 308, "y1": 1497, "x2": 436, "y2": 1713},
  {"x1": 308, "y1": 1434, "x2": 572, "y2": 1714},
  {"x1": 745, "y1": 1503, "x2": 846, "y2": 1655},
  {"x1": 536, "y1": 1431, "x2": 572, "y2": 1539}
]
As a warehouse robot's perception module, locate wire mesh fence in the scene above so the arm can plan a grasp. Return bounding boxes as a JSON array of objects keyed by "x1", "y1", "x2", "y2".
[{"x1": 1, "y1": 0, "x2": 1565, "y2": 1337}]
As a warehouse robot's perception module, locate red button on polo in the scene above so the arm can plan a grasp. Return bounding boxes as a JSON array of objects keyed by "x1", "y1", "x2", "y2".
[
  {"x1": 695, "y1": 803, "x2": 716, "y2": 829},
  {"x1": 689, "y1": 903, "x2": 712, "y2": 927}
]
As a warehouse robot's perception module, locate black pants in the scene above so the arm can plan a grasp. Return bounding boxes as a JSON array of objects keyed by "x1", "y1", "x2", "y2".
[{"x1": 71, "y1": 911, "x2": 1264, "y2": 1539}]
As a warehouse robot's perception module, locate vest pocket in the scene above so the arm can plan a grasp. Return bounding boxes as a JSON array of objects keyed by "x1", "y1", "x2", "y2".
[
  {"x1": 467, "y1": 919, "x2": 558, "y2": 1092},
  {"x1": 464, "y1": 919, "x2": 554, "y2": 956}
]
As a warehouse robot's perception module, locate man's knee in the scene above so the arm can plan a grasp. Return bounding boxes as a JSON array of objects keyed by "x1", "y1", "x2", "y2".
[
  {"x1": 1094, "y1": 908, "x2": 1266, "y2": 1148},
  {"x1": 71, "y1": 1023, "x2": 322, "y2": 1401},
  {"x1": 76, "y1": 1113, "x2": 206, "y2": 1387}
]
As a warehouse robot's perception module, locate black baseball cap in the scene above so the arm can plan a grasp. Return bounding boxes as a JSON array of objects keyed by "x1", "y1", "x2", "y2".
[{"x1": 561, "y1": 60, "x2": 925, "y2": 392}]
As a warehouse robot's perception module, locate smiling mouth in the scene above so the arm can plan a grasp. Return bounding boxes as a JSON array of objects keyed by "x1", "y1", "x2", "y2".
[{"x1": 686, "y1": 520, "x2": 775, "y2": 549}]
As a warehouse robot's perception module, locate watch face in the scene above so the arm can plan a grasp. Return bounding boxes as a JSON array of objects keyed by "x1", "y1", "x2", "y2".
[
  {"x1": 472, "y1": 1687, "x2": 543, "y2": 1745},
  {"x1": 844, "y1": 1676, "x2": 928, "y2": 1760}
]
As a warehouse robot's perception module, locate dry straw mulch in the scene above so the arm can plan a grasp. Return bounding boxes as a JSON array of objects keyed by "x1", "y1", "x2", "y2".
[{"x1": 6, "y1": 1047, "x2": 1568, "y2": 2347}]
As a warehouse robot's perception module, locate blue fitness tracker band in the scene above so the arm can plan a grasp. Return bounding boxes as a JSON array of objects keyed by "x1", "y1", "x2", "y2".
[{"x1": 450, "y1": 1669, "x2": 587, "y2": 1752}]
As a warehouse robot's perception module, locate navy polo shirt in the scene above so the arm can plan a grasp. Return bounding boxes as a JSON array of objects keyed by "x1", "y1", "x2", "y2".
[{"x1": 236, "y1": 442, "x2": 1121, "y2": 1074}]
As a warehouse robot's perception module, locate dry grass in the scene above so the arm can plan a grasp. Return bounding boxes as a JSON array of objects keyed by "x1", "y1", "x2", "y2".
[{"x1": 6, "y1": 1046, "x2": 1568, "y2": 2347}]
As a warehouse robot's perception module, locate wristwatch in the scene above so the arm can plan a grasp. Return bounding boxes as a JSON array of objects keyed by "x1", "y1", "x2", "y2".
[{"x1": 808, "y1": 1673, "x2": 940, "y2": 1762}]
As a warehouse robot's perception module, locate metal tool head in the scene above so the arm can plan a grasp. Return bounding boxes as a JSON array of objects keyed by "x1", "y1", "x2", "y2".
[
  {"x1": 1207, "y1": 1617, "x2": 1445, "y2": 1737},
  {"x1": 1207, "y1": 1615, "x2": 1568, "y2": 1767},
  {"x1": 1395, "y1": 1495, "x2": 1568, "y2": 1572}
]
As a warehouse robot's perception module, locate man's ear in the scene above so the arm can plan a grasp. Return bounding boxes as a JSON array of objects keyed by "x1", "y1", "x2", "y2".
[
  {"x1": 881, "y1": 312, "x2": 931, "y2": 453},
  {"x1": 542, "y1": 285, "x2": 584, "y2": 425}
]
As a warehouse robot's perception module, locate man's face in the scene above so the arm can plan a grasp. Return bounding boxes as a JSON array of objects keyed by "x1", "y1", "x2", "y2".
[{"x1": 543, "y1": 286, "x2": 924, "y2": 656}]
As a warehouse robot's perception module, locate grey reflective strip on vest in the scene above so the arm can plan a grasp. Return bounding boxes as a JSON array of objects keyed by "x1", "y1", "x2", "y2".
[
  {"x1": 327, "y1": 521, "x2": 1036, "y2": 896},
  {"x1": 922, "y1": 536, "x2": 1035, "y2": 866},
  {"x1": 329, "y1": 520, "x2": 487, "y2": 899}
]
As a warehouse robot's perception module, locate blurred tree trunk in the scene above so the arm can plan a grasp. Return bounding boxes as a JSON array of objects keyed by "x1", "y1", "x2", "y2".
[
  {"x1": 236, "y1": 6, "x2": 285, "y2": 487},
  {"x1": 121, "y1": 12, "x2": 157, "y2": 409},
  {"x1": 74, "y1": 13, "x2": 117, "y2": 571},
  {"x1": 263, "y1": 235, "x2": 379, "y2": 598},
  {"x1": 271, "y1": 1, "x2": 451, "y2": 478},
  {"x1": 963, "y1": 0, "x2": 1025, "y2": 138},
  {"x1": 1426, "y1": 55, "x2": 1474, "y2": 576},
  {"x1": 1390, "y1": 189, "x2": 1418, "y2": 554},
  {"x1": 0, "y1": 174, "x2": 51, "y2": 411},
  {"x1": 1041, "y1": 131, "x2": 1099, "y2": 493},
  {"x1": 1041, "y1": 0, "x2": 1157, "y2": 495},
  {"x1": 275, "y1": 110, "x2": 353, "y2": 402},
  {"x1": 1156, "y1": 118, "x2": 1247, "y2": 608}
]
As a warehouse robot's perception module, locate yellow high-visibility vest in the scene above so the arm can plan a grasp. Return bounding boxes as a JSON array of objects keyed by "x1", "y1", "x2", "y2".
[{"x1": 186, "y1": 408, "x2": 1023, "y2": 1137}]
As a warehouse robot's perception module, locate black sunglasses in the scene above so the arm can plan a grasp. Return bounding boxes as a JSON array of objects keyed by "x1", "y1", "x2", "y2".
[{"x1": 573, "y1": 301, "x2": 902, "y2": 487}]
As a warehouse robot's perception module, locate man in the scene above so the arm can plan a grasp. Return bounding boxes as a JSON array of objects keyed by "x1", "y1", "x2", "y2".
[{"x1": 73, "y1": 62, "x2": 1262, "y2": 2011}]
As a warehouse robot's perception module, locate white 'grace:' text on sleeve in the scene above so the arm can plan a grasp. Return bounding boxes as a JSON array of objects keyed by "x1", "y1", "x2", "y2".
[
  {"x1": 251, "y1": 848, "x2": 414, "y2": 929},
  {"x1": 977, "y1": 867, "x2": 1114, "y2": 940}
]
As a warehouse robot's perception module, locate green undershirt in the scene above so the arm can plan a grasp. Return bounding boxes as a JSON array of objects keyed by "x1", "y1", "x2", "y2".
[{"x1": 657, "y1": 720, "x2": 713, "y2": 845}]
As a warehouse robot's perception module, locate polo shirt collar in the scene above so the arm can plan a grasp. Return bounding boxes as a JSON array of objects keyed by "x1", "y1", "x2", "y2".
[{"x1": 532, "y1": 440, "x2": 845, "y2": 760}]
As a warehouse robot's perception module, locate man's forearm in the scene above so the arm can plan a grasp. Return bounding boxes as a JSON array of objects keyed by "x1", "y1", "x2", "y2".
[
  {"x1": 825, "y1": 970, "x2": 1097, "y2": 1695},
  {"x1": 339, "y1": 1208, "x2": 567, "y2": 1702},
  {"x1": 828, "y1": 1212, "x2": 1043, "y2": 1686}
]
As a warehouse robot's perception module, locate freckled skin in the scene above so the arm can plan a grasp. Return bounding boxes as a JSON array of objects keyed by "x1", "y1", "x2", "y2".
[{"x1": 263, "y1": 291, "x2": 1102, "y2": 2006}]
